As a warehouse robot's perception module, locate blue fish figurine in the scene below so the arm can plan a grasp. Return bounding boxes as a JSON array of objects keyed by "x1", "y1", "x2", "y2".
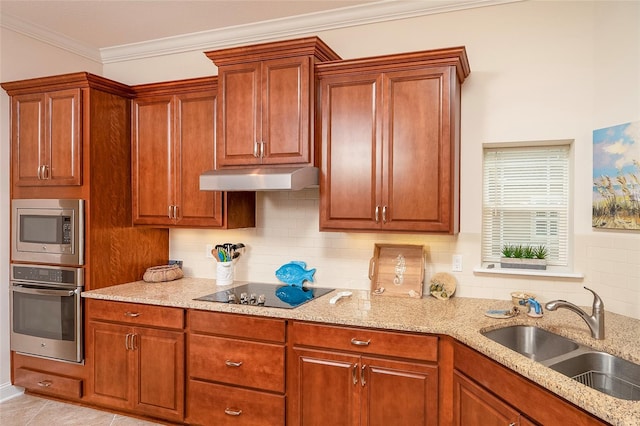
[
  {"x1": 275, "y1": 285, "x2": 313, "y2": 306},
  {"x1": 275, "y1": 261, "x2": 316, "y2": 287}
]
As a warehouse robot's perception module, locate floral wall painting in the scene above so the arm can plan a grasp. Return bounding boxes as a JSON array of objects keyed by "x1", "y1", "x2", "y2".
[{"x1": 593, "y1": 120, "x2": 640, "y2": 230}]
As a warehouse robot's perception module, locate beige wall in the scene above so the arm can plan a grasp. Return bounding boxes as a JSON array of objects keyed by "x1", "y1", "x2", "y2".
[
  {"x1": 105, "y1": 0, "x2": 640, "y2": 319},
  {"x1": 1, "y1": 0, "x2": 639, "y2": 399}
]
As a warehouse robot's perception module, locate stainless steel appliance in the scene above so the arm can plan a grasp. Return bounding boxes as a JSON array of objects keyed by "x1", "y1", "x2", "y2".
[
  {"x1": 194, "y1": 283, "x2": 333, "y2": 309},
  {"x1": 11, "y1": 199, "x2": 84, "y2": 265},
  {"x1": 10, "y1": 263, "x2": 84, "y2": 363}
]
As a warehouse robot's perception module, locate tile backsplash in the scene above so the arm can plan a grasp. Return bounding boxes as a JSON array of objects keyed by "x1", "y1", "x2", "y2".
[{"x1": 170, "y1": 189, "x2": 640, "y2": 319}]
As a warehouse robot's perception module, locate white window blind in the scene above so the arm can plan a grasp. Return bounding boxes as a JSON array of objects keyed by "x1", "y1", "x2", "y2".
[{"x1": 482, "y1": 145, "x2": 570, "y2": 266}]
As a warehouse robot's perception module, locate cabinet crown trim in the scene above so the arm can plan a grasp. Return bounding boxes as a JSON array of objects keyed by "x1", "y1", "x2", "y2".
[
  {"x1": 1, "y1": 72, "x2": 134, "y2": 97},
  {"x1": 205, "y1": 36, "x2": 341, "y2": 66},
  {"x1": 316, "y1": 46, "x2": 471, "y2": 83}
]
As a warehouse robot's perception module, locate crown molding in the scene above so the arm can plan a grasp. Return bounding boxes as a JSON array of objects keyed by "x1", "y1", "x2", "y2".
[
  {"x1": 0, "y1": 13, "x2": 102, "y2": 64},
  {"x1": 2, "y1": 0, "x2": 522, "y2": 65}
]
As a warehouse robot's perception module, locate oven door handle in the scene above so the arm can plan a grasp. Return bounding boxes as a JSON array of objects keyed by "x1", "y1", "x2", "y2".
[{"x1": 13, "y1": 285, "x2": 76, "y2": 297}]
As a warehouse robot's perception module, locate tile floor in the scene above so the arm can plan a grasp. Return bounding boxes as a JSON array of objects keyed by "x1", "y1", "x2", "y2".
[{"x1": 0, "y1": 394, "x2": 164, "y2": 425}]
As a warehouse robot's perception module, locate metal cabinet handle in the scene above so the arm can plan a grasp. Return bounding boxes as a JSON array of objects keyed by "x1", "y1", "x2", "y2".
[
  {"x1": 382, "y1": 206, "x2": 387, "y2": 224},
  {"x1": 43, "y1": 165, "x2": 49, "y2": 179},
  {"x1": 168, "y1": 205, "x2": 173, "y2": 219},
  {"x1": 225, "y1": 360, "x2": 243, "y2": 367},
  {"x1": 173, "y1": 205, "x2": 179, "y2": 219},
  {"x1": 131, "y1": 333, "x2": 137, "y2": 351},
  {"x1": 224, "y1": 408, "x2": 242, "y2": 416},
  {"x1": 360, "y1": 364, "x2": 367, "y2": 386},
  {"x1": 37, "y1": 380, "x2": 52, "y2": 388},
  {"x1": 37, "y1": 165, "x2": 43, "y2": 180},
  {"x1": 352, "y1": 364, "x2": 358, "y2": 385},
  {"x1": 253, "y1": 142, "x2": 259, "y2": 158},
  {"x1": 350, "y1": 338, "x2": 371, "y2": 347},
  {"x1": 125, "y1": 333, "x2": 131, "y2": 350},
  {"x1": 374, "y1": 206, "x2": 380, "y2": 223},
  {"x1": 259, "y1": 141, "x2": 265, "y2": 158},
  {"x1": 124, "y1": 312, "x2": 140, "y2": 318}
]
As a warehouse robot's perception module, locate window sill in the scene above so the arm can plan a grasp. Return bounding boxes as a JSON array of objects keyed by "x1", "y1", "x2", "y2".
[{"x1": 473, "y1": 265, "x2": 584, "y2": 279}]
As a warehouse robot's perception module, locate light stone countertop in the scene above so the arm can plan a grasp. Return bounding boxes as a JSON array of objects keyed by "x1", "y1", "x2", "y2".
[{"x1": 83, "y1": 277, "x2": 640, "y2": 426}]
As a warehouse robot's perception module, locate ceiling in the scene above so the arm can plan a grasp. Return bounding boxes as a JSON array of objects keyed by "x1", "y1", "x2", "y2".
[
  {"x1": 1, "y1": 1, "x2": 377, "y2": 49},
  {"x1": 1, "y1": 0, "x2": 516, "y2": 62}
]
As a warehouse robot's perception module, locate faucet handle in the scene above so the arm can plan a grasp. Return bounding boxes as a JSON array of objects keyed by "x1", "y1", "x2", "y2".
[{"x1": 584, "y1": 286, "x2": 604, "y2": 311}]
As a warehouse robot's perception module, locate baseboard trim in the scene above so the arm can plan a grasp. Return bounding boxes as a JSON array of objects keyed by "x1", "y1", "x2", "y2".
[{"x1": 0, "y1": 381, "x2": 24, "y2": 403}]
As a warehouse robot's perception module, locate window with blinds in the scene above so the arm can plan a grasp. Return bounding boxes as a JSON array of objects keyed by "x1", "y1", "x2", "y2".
[{"x1": 482, "y1": 143, "x2": 571, "y2": 267}]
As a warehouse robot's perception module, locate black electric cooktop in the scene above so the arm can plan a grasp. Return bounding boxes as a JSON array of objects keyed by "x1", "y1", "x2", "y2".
[{"x1": 194, "y1": 283, "x2": 334, "y2": 309}]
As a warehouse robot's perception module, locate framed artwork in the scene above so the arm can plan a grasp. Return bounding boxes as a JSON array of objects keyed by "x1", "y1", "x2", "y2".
[{"x1": 593, "y1": 120, "x2": 640, "y2": 230}]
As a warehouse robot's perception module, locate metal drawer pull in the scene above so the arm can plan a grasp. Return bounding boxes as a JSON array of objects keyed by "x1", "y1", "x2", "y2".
[
  {"x1": 225, "y1": 360, "x2": 243, "y2": 367},
  {"x1": 352, "y1": 364, "x2": 358, "y2": 385},
  {"x1": 124, "y1": 312, "x2": 140, "y2": 317},
  {"x1": 37, "y1": 380, "x2": 52, "y2": 388},
  {"x1": 224, "y1": 408, "x2": 242, "y2": 416},
  {"x1": 350, "y1": 338, "x2": 371, "y2": 346}
]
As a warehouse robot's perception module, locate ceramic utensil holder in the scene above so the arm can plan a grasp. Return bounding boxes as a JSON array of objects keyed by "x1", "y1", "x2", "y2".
[{"x1": 216, "y1": 261, "x2": 234, "y2": 286}]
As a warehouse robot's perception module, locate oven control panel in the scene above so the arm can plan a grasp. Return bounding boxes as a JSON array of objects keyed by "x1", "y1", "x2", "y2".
[{"x1": 11, "y1": 264, "x2": 84, "y2": 286}]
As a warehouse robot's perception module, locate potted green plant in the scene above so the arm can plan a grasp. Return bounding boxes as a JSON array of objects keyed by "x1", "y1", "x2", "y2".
[{"x1": 500, "y1": 244, "x2": 547, "y2": 270}]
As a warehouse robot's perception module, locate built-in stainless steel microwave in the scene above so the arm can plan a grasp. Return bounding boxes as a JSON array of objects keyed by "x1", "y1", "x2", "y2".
[{"x1": 12, "y1": 199, "x2": 84, "y2": 265}]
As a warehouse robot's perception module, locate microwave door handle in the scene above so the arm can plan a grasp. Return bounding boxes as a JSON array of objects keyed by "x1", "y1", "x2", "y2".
[{"x1": 13, "y1": 285, "x2": 76, "y2": 297}]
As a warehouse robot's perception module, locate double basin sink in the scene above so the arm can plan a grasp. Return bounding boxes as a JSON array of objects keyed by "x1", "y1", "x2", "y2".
[{"x1": 482, "y1": 325, "x2": 640, "y2": 401}]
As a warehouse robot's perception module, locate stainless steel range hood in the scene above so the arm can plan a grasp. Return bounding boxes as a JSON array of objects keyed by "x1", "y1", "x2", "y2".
[{"x1": 200, "y1": 167, "x2": 318, "y2": 191}]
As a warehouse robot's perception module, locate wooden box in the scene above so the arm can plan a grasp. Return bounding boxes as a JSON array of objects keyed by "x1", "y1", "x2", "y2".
[{"x1": 369, "y1": 244, "x2": 425, "y2": 298}]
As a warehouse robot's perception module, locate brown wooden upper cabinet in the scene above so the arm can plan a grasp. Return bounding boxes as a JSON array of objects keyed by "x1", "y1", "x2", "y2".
[
  {"x1": 132, "y1": 77, "x2": 255, "y2": 228},
  {"x1": 2, "y1": 74, "x2": 106, "y2": 187},
  {"x1": 317, "y1": 48, "x2": 470, "y2": 234},
  {"x1": 205, "y1": 37, "x2": 341, "y2": 168}
]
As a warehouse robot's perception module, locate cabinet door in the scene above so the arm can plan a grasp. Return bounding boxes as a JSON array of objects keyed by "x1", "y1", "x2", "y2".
[
  {"x1": 87, "y1": 321, "x2": 133, "y2": 410},
  {"x1": 319, "y1": 74, "x2": 383, "y2": 231},
  {"x1": 11, "y1": 89, "x2": 82, "y2": 187},
  {"x1": 135, "y1": 327, "x2": 184, "y2": 421},
  {"x1": 174, "y1": 91, "x2": 224, "y2": 226},
  {"x1": 132, "y1": 95, "x2": 174, "y2": 225},
  {"x1": 47, "y1": 89, "x2": 82, "y2": 185},
  {"x1": 453, "y1": 371, "x2": 520, "y2": 426},
  {"x1": 261, "y1": 56, "x2": 311, "y2": 165},
  {"x1": 382, "y1": 67, "x2": 454, "y2": 232},
  {"x1": 216, "y1": 62, "x2": 261, "y2": 167},
  {"x1": 290, "y1": 347, "x2": 360, "y2": 426},
  {"x1": 362, "y1": 357, "x2": 438, "y2": 426}
]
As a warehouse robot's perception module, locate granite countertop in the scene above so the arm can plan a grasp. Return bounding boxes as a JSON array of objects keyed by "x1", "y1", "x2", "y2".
[{"x1": 83, "y1": 278, "x2": 640, "y2": 426}]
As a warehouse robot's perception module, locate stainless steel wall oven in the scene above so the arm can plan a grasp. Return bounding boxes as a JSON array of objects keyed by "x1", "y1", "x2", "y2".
[{"x1": 10, "y1": 263, "x2": 84, "y2": 363}]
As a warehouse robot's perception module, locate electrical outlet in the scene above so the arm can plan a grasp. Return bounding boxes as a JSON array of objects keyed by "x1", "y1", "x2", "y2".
[
  {"x1": 205, "y1": 244, "x2": 214, "y2": 259},
  {"x1": 452, "y1": 254, "x2": 463, "y2": 272}
]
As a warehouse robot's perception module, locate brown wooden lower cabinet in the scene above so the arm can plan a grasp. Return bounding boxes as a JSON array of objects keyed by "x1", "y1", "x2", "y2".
[
  {"x1": 85, "y1": 299, "x2": 185, "y2": 423},
  {"x1": 287, "y1": 321, "x2": 439, "y2": 426},
  {"x1": 453, "y1": 371, "x2": 527, "y2": 426},
  {"x1": 57, "y1": 303, "x2": 610, "y2": 426},
  {"x1": 186, "y1": 310, "x2": 287, "y2": 426},
  {"x1": 454, "y1": 341, "x2": 608, "y2": 426}
]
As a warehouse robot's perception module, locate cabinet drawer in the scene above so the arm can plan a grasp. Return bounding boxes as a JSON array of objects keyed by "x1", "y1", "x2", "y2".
[
  {"x1": 86, "y1": 299, "x2": 184, "y2": 329},
  {"x1": 187, "y1": 380, "x2": 285, "y2": 426},
  {"x1": 188, "y1": 309, "x2": 285, "y2": 342},
  {"x1": 291, "y1": 321, "x2": 438, "y2": 362},
  {"x1": 189, "y1": 334, "x2": 285, "y2": 393},
  {"x1": 14, "y1": 367, "x2": 82, "y2": 399}
]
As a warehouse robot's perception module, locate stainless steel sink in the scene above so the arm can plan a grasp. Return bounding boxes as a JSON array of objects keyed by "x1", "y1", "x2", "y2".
[
  {"x1": 482, "y1": 325, "x2": 580, "y2": 362},
  {"x1": 547, "y1": 351, "x2": 640, "y2": 401}
]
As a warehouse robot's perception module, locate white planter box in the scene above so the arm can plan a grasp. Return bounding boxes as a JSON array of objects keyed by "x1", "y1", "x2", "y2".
[{"x1": 500, "y1": 257, "x2": 547, "y2": 270}]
